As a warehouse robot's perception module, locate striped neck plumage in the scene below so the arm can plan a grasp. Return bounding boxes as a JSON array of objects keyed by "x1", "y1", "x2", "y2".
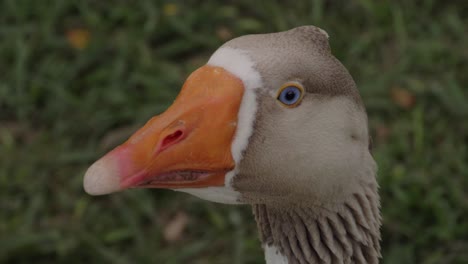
[{"x1": 255, "y1": 181, "x2": 381, "y2": 264}]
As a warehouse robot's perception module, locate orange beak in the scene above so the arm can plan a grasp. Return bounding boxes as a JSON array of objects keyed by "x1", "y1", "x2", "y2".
[{"x1": 83, "y1": 66, "x2": 244, "y2": 195}]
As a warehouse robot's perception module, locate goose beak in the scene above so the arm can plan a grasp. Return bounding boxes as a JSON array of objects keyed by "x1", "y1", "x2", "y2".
[{"x1": 83, "y1": 66, "x2": 244, "y2": 195}]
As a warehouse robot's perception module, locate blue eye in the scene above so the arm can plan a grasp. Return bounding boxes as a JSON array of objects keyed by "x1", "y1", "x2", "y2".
[{"x1": 277, "y1": 86, "x2": 302, "y2": 106}]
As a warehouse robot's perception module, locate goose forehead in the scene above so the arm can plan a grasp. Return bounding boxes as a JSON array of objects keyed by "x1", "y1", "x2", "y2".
[{"x1": 210, "y1": 27, "x2": 362, "y2": 105}]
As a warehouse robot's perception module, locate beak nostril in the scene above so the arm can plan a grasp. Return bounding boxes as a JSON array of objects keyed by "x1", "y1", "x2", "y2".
[{"x1": 160, "y1": 130, "x2": 184, "y2": 152}]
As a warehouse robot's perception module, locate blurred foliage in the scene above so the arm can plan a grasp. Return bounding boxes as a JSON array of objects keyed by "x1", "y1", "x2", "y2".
[{"x1": 1, "y1": 0, "x2": 468, "y2": 263}]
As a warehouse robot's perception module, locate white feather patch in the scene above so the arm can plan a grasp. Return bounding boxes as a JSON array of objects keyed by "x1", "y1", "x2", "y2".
[
  {"x1": 264, "y1": 245, "x2": 289, "y2": 264},
  {"x1": 208, "y1": 47, "x2": 263, "y2": 91},
  {"x1": 177, "y1": 187, "x2": 243, "y2": 205},
  {"x1": 208, "y1": 47, "x2": 263, "y2": 187}
]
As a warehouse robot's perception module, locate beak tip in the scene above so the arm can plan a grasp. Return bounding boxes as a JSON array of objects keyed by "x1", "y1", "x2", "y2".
[{"x1": 83, "y1": 158, "x2": 121, "y2": 195}]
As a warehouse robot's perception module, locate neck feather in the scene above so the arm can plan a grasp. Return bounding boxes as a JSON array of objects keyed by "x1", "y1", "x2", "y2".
[{"x1": 253, "y1": 183, "x2": 381, "y2": 264}]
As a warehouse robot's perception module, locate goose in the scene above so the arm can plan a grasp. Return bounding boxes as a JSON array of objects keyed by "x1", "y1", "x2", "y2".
[{"x1": 83, "y1": 25, "x2": 381, "y2": 264}]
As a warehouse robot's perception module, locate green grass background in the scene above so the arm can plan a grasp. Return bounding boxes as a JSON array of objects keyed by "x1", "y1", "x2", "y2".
[{"x1": 1, "y1": 1, "x2": 467, "y2": 263}]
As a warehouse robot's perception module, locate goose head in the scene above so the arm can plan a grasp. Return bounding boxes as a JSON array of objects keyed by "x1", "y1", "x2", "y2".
[{"x1": 84, "y1": 26, "x2": 380, "y2": 264}]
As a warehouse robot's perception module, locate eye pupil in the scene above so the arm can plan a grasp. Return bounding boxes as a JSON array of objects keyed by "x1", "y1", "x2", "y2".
[{"x1": 285, "y1": 90, "x2": 296, "y2": 101}]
